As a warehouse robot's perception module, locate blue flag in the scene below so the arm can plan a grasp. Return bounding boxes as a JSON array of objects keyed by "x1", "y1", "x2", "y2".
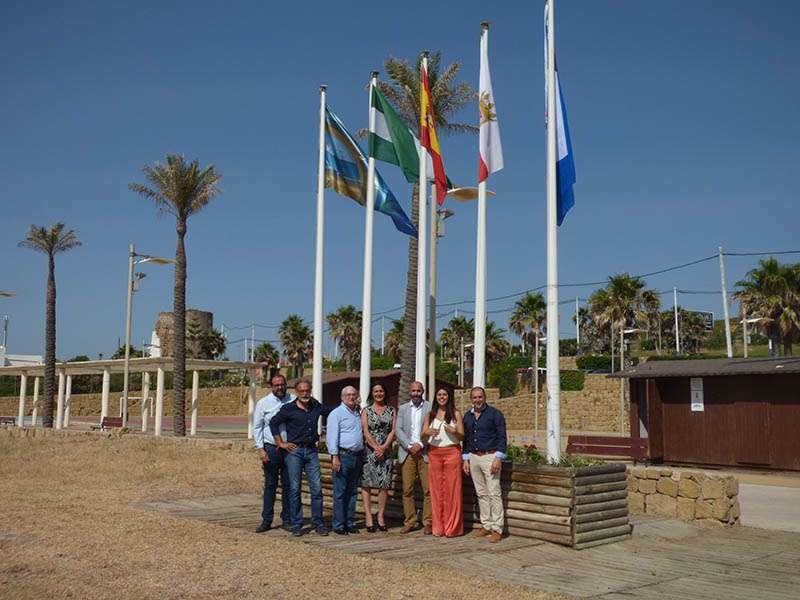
[
  {"x1": 324, "y1": 108, "x2": 417, "y2": 237},
  {"x1": 554, "y1": 69, "x2": 576, "y2": 226}
]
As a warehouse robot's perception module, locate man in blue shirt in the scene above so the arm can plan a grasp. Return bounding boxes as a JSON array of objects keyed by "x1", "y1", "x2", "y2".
[
  {"x1": 325, "y1": 385, "x2": 364, "y2": 535},
  {"x1": 252, "y1": 374, "x2": 295, "y2": 533},
  {"x1": 270, "y1": 378, "x2": 335, "y2": 536},
  {"x1": 462, "y1": 386, "x2": 507, "y2": 543}
]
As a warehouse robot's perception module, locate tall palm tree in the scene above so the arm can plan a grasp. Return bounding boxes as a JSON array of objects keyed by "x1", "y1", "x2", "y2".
[
  {"x1": 439, "y1": 316, "x2": 475, "y2": 363},
  {"x1": 326, "y1": 305, "x2": 362, "y2": 371},
  {"x1": 484, "y1": 321, "x2": 511, "y2": 367},
  {"x1": 254, "y1": 342, "x2": 279, "y2": 369},
  {"x1": 589, "y1": 274, "x2": 654, "y2": 369},
  {"x1": 735, "y1": 258, "x2": 800, "y2": 355},
  {"x1": 509, "y1": 292, "x2": 546, "y2": 376},
  {"x1": 379, "y1": 51, "x2": 476, "y2": 400},
  {"x1": 279, "y1": 315, "x2": 312, "y2": 377},
  {"x1": 129, "y1": 155, "x2": 222, "y2": 436},
  {"x1": 641, "y1": 289, "x2": 663, "y2": 354},
  {"x1": 383, "y1": 318, "x2": 404, "y2": 361},
  {"x1": 19, "y1": 223, "x2": 81, "y2": 427}
]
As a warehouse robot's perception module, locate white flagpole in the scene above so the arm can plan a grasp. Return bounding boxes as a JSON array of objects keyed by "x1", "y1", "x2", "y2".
[
  {"x1": 473, "y1": 23, "x2": 490, "y2": 389},
  {"x1": 415, "y1": 53, "x2": 429, "y2": 393},
  {"x1": 545, "y1": 0, "x2": 562, "y2": 463},
  {"x1": 474, "y1": 194, "x2": 488, "y2": 388},
  {"x1": 359, "y1": 72, "x2": 379, "y2": 401},
  {"x1": 312, "y1": 85, "x2": 327, "y2": 403}
]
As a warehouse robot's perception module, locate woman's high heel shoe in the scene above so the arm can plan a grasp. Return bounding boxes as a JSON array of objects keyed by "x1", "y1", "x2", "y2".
[
  {"x1": 378, "y1": 524, "x2": 388, "y2": 532},
  {"x1": 366, "y1": 525, "x2": 377, "y2": 533}
]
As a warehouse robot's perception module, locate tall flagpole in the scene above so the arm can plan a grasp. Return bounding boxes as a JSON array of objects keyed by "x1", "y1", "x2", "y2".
[
  {"x1": 312, "y1": 85, "x2": 327, "y2": 403},
  {"x1": 359, "y1": 72, "x2": 380, "y2": 401},
  {"x1": 473, "y1": 24, "x2": 490, "y2": 388},
  {"x1": 545, "y1": 0, "x2": 562, "y2": 463},
  {"x1": 415, "y1": 53, "x2": 429, "y2": 393}
]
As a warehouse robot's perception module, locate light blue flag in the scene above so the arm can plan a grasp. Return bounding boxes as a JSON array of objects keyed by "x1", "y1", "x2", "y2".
[{"x1": 324, "y1": 108, "x2": 417, "y2": 237}]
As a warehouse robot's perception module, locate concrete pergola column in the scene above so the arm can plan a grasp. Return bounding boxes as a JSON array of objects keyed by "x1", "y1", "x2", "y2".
[
  {"x1": 31, "y1": 377, "x2": 40, "y2": 426},
  {"x1": 141, "y1": 371, "x2": 151, "y2": 433},
  {"x1": 100, "y1": 369, "x2": 111, "y2": 421},
  {"x1": 190, "y1": 370, "x2": 199, "y2": 436},
  {"x1": 63, "y1": 375, "x2": 73, "y2": 428},
  {"x1": 247, "y1": 370, "x2": 256, "y2": 440},
  {"x1": 17, "y1": 373, "x2": 27, "y2": 428},
  {"x1": 154, "y1": 367, "x2": 164, "y2": 437},
  {"x1": 55, "y1": 371, "x2": 65, "y2": 429}
]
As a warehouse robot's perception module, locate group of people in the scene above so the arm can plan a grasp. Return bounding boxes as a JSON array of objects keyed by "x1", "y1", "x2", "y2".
[{"x1": 252, "y1": 374, "x2": 507, "y2": 542}]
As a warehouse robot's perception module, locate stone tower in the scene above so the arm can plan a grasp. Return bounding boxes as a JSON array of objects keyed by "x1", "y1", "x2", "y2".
[{"x1": 154, "y1": 309, "x2": 213, "y2": 357}]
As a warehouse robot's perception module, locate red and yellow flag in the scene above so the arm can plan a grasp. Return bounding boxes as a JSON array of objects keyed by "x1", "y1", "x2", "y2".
[{"x1": 420, "y1": 62, "x2": 447, "y2": 205}]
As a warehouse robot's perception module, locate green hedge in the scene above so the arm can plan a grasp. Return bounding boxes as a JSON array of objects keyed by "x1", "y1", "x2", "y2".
[
  {"x1": 560, "y1": 370, "x2": 585, "y2": 391},
  {"x1": 576, "y1": 355, "x2": 613, "y2": 371},
  {"x1": 487, "y1": 362, "x2": 518, "y2": 398}
]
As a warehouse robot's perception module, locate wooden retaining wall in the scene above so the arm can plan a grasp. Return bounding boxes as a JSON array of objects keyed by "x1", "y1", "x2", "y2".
[{"x1": 289, "y1": 455, "x2": 631, "y2": 549}]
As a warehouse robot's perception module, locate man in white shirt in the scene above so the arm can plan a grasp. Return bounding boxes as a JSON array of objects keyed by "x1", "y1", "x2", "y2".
[
  {"x1": 395, "y1": 381, "x2": 432, "y2": 534},
  {"x1": 252, "y1": 374, "x2": 295, "y2": 532}
]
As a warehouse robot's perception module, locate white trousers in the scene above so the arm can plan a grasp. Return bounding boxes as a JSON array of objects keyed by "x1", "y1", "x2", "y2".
[{"x1": 469, "y1": 453, "x2": 504, "y2": 533}]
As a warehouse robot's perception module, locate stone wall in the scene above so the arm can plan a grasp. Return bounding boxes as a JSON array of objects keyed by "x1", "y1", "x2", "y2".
[
  {"x1": 490, "y1": 374, "x2": 629, "y2": 434},
  {"x1": 0, "y1": 385, "x2": 270, "y2": 417},
  {"x1": 627, "y1": 466, "x2": 740, "y2": 526}
]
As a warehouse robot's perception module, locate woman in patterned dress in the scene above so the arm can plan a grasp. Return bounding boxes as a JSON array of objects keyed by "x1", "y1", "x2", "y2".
[{"x1": 360, "y1": 383, "x2": 397, "y2": 532}]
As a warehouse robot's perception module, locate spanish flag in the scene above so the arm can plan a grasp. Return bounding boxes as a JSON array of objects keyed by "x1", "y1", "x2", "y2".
[{"x1": 420, "y1": 62, "x2": 448, "y2": 205}]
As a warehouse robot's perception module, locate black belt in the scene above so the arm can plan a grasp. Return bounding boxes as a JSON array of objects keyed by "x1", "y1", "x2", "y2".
[
  {"x1": 339, "y1": 448, "x2": 363, "y2": 455},
  {"x1": 294, "y1": 442, "x2": 318, "y2": 449}
]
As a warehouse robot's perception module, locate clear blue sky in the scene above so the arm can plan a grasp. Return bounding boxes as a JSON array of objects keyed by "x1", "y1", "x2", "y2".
[{"x1": 2, "y1": 0, "x2": 799, "y2": 360}]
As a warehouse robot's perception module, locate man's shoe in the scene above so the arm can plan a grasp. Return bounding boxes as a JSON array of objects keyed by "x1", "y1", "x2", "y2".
[
  {"x1": 489, "y1": 531, "x2": 502, "y2": 543},
  {"x1": 316, "y1": 526, "x2": 329, "y2": 536},
  {"x1": 472, "y1": 528, "x2": 491, "y2": 539},
  {"x1": 423, "y1": 525, "x2": 432, "y2": 535},
  {"x1": 280, "y1": 522, "x2": 293, "y2": 532},
  {"x1": 347, "y1": 527, "x2": 360, "y2": 534},
  {"x1": 400, "y1": 524, "x2": 416, "y2": 534},
  {"x1": 255, "y1": 522, "x2": 271, "y2": 533},
  {"x1": 333, "y1": 529, "x2": 348, "y2": 536},
  {"x1": 291, "y1": 528, "x2": 303, "y2": 537}
]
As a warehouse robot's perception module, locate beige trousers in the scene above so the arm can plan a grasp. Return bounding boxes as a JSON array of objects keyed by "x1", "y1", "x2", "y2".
[
  {"x1": 469, "y1": 453, "x2": 504, "y2": 533},
  {"x1": 401, "y1": 454, "x2": 432, "y2": 528}
]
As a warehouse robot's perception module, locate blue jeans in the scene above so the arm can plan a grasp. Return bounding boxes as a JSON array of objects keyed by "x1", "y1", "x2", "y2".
[
  {"x1": 332, "y1": 450, "x2": 363, "y2": 531},
  {"x1": 261, "y1": 443, "x2": 291, "y2": 526},
  {"x1": 284, "y1": 446, "x2": 324, "y2": 530}
]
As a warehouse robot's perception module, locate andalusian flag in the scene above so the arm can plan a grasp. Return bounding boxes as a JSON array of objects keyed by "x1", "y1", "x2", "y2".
[
  {"x1": 324, "y1": 108, "x2": 417, "y2": 237},
  {"x1": 369, "y1": 87, "x2": 419, "y2": 183},
  {"x1": 420, "y1": 63, "x2": 448, "y2": 205}
]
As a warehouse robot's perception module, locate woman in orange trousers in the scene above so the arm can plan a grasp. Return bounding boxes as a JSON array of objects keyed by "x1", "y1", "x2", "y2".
[{"x1": 422, "y1": 388, "x2": 465, "y2": 537}]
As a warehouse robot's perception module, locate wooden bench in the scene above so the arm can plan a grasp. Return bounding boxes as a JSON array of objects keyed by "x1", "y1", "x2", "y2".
[
  {"x1": 90, "y1": 417, "x2": 124, "y2": 431},
  {"x1": 567, "y1": 435, "x2": 649, "y2": 461},
  {"x1": 0, "y1": 416, "x2": 16, "y2": 426}
]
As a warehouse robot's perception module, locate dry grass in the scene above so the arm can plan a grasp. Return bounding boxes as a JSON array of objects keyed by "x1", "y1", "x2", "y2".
[{"x1": 0, "y1": 435, "x2": 563, "y2": 599}]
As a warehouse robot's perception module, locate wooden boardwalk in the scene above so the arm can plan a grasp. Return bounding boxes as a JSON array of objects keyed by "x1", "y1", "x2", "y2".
[{"x1": 140, "y1": 494, "x2": 800, "y2": 599}]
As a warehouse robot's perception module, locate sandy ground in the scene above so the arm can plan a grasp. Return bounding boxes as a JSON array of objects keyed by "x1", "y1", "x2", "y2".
[{"x1": 0, "y1": 435, "x2": 562, "y2": 600}]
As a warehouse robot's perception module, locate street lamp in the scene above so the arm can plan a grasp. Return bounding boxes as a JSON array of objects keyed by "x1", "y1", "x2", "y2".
[
  {"x1": 428, "y1": 200, "x2": 456, "y2": 397},
  {"x1": 741, "y1": 315, "x2": 766, "y2": 358},
  {"x1": 0, "y1": 291, "x2": 15, "y2": 297},
  {"x1": 122, "y1": 243, "x2": 174, "y2": 426}
]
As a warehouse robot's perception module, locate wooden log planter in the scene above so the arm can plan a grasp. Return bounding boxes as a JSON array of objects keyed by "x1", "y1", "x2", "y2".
[{"x1": 283, "y1": 454, "x2": 631, "y2": 550}]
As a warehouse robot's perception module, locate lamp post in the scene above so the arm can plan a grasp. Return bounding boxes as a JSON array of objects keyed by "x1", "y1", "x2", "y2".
[
  {"x1": 428, "y1": 205, "x2": 455, "y2": 398},
  {"x1": 741, "y1": 310, "x2": 766, "y2": 358},
  {"x1": 122, "y1": 243, "x2": 174, "y2": 427},
  {"x1": 1, "y1": 292, "x2": 15, "y2": 354},
  {"x1": 619, "y1": 327, "x2": 644, "y2": 433}
]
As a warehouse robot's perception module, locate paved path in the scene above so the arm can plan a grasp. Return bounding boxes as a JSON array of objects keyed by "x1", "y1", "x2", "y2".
[
  {"x1": 739, "y1": 484, "x2": 800, "y2": 533},
  {"x1": 140, "y1": 494, "x2": 800, "y2": 599}
]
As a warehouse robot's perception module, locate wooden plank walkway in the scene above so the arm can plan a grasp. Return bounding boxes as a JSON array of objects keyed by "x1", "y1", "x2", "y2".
[{"x1": 139, "y1": 494, "x2": 800, "y2": 599}]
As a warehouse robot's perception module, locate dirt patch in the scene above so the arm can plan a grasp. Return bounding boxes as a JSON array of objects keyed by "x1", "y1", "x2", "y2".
[{"x1": 0, "y1": 435, "x2": 562, "y2": 599}]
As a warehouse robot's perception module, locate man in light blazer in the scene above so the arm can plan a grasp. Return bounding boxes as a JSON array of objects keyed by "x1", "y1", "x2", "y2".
[{"x1": 395, "y1": 381, "x2": 432, "y2": 534}]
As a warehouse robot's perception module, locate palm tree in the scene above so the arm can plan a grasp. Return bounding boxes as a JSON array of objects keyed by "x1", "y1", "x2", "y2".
[
  {"x1": 279, "y1": 315, "x2": 311, "y2": 377},
  {"x1": 735, "y1": 258, "x2": 800, "y2": 355},
  {"x1": 439, "y1": 316, "x2": 475, "y2": 363},
  {"x1": 129, "y1": 155, "x2": 222, "y2": 436},
  {"x1": 484, "y1": 322, "x2": 511, "y2": 367},
  {"x1": 508, "y1": 292, "x2": 546, "y2": 379},
  {"x1": 641, "y1": 289, "x2": 663, "y2": 354},
  {"x1": 199, "y1": 329, "x2": 226, "y2": 360},
  {"x1": 589, "y1": 274, "x2": 653, "y2": 370},
  {"x1": 254, "y1": 342, "x2": 279, "y2": 369},
  {"x1": 19, "y1": 223, "x2": 81, "y2": 427},
  {"x1": 326, "y1": 305, "x2": 362, "y2": 371},
  {"x1": 379, "y1": 51, "x2": 476, "y2": 401},
  {"x1": 384, "y1": 318, "x2": 404, "y2": 361}
]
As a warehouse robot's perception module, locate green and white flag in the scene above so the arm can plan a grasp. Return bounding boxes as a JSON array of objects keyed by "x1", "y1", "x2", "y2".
[{"x1": 369, "y1": 86, "x2": 420, "y2": 183}]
